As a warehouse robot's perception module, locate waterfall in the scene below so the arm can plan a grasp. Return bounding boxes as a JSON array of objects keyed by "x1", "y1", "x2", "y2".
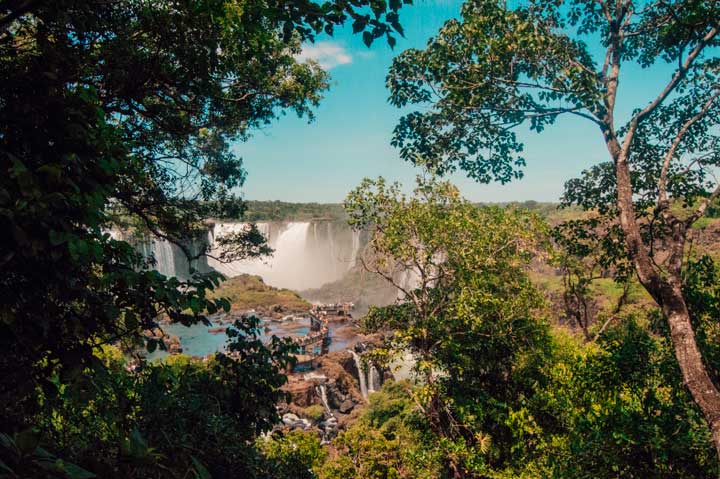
[
  {"x1": 349, "y1": 350, "x2": 368, "y2": 400},
  {"x1": 348, "y1": 229, "x2": 361, "y2": 271},
  {"x1": 119, "y1": 219, "x2": 366, "y2": 289},
  {"x1": 348, "y1": 349, "x2": 383, "y2": 399},
  {"x1": 151, "y1": 238, "x2": 177, "y2": 278},
  {"x1": 207, "y1": 221, "x2": 366, "y2": 290},
  {"x1": 315, "y1": 383, "x2": 338, "y2": 445},
  {"x1": 368, "y1": 365, "x2": 381, "y2": 394},
  {"x1": 326, "y1": 223, "x2": 337, "y2": 276},
  {"x1": 396, "y1": 268, "x2": 423, "y2": 300},
  {"x1": 317, "y1": 385, "x2": 331, "y2": 413}
]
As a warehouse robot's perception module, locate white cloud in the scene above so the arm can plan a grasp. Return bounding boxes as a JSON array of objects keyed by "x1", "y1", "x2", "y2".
[{"x1": 296, "y1": 42, "x2": 352, "y2": 70}]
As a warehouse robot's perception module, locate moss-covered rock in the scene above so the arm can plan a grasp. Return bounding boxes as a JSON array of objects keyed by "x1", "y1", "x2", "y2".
[{"x1": 211, "y1": 274, "x2": 311, "y2": 313}]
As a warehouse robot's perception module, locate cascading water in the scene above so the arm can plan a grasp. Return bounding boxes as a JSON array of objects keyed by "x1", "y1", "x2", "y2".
[
  {"x1": 116, "y1": 220, "x2": 364, "y2": 288},
  {"x1": 207, "y1": 221, "x2": 364, "y2": 290},
  {"x1": 317, "y1": 384, "x2": 331, "y2": 413},
  {"x1": 316, "y1": 383, "x2": 338, "y2": 444},
  {"x1": 208, "y1": 222, "x2": 308, "y2": 286},
  {"x1": 348, "y1": 230, "x2": 361, "y2": 271},
  {"x1": 349, "y1": 350, "x2": 369, "y2": 400},
  {"x1": 151, "y1": 238, "x2": 177, "y2": 278},
  {"x1": 396, "y1": 267, "x2": 422, "y2": 300},
  {"x1": 368, "y1": 365, "x2": 381, "y2": 394},
  {"x1": 117, "y1": 231, "x2": 212, "y2": 281}
]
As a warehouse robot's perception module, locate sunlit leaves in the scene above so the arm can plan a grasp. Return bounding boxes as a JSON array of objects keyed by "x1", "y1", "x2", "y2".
[
  {"x1": 345, "y1": 176, "x2": 552, "y2": 470},
  {"x1": 387, "y1": 0, "x2": 602, "y2": 183}
]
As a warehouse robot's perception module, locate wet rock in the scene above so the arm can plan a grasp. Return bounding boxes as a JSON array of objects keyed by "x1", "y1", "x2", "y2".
[
  {"x1": 282, "y1": 413, "x2": 311, "y2": 430},
  {"x1": 320, "y1": 417, "x2": 337, "y2": 430},
  {"x1": 282, "y1": 413, "x2": 300, "y2": 425},
  {"x1": 339, "y1": 400, "x2": 355, "y2": 414}
]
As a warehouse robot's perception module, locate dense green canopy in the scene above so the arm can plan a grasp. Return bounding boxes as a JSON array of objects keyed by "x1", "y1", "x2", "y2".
[{"x1": 0, "y1": 0, "x2": 408, "y2": 476}]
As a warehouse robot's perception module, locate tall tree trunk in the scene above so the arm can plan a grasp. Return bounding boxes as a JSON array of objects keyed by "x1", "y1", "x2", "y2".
[
  {"x1": 661, "y1": 289, "x2": 720, "y2": 455},
  {"x1": 614, "y1": 149, "x2": 720, "y2": 456}
]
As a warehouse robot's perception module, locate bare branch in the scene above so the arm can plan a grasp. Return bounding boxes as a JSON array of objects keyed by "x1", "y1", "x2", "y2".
[
  {"x1": 687, "y1": 181, "x2": 720, "y2": 227},
  {"x1": 658, "y1": 89, "x2": 720, "y2": 203},
  {"x1": 622, "y1": 21, "x2": 720, "y2": 157}
]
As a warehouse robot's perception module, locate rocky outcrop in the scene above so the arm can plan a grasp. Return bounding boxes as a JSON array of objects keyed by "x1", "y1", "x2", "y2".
[
  {"x1": 281, "y1": 413, "x2": 312, "y2": 430},
  {"x1": 279, "y1": 350, "x2": 377, "y2": 426},
  {"x1": 143, "y1": 328, "x2": 182, "y2": 354},
  {"x1": 284, "y1": 377, "x2": 317, "y2": 408},
  {"x1": 272, "y1": 330, "x2": 390, "y2": 438}
]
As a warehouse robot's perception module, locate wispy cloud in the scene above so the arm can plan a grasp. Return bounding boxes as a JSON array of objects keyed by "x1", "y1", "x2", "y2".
[
  {"x1": 356, "y1": 50, "x2": 376, "y2": 60},
  {"x1": 296, "y1": 42, "x2": 352, "y2": 70}
]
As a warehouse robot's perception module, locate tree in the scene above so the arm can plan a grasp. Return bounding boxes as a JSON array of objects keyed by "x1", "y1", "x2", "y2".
[
  {"x1": 387, "y1": 0, "x2": 720, "y2": 455},
  {"x1": 25, "y1": 321, "x2": 296, "y2": 478},
  {"x1": 345, "y1": 177, "x2": 551, "y2": 474},
  {"x1": 551, "y1": 217, "x2": 634, "y2": 341},
  {"x1": 539, "y1": 318, "x2": 718, "y2": 478},
  {"x1": 0, "y1": 0, "x2": 409, "y2": 467}
]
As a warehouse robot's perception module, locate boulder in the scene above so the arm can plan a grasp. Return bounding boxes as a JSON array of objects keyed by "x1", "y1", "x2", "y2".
[
  {"x1": 283, "y1": 379, "x2": 317, "y2": 408},
  {"x1": 282, "y1": 413, "x2": 311, "y2": 430},
  {"x1": 339, "y1": 400, "x2": 355, "y2": 414}
]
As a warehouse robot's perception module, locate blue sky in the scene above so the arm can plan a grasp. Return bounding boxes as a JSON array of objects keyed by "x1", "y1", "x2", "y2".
[{"x1": 235, "y1": 0, "x2": 674, "y2": 203}]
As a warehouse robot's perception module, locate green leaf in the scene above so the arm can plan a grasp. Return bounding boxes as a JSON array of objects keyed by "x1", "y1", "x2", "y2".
[
  {"x1": 352, "y1": 17, "x2": 368, "y2": 33},
  {"x1": 191, "y1": 456, "x2": 212, "y2": 479},
  {"x1": 57, "y1": 461, "x2": 96, "y2": 479},
  {"x1": 362, "y1": 31, "x2": 373, "y2": 47},
  {"x1": 0, "y1": 459, "x2": 15, "y2": 476}
]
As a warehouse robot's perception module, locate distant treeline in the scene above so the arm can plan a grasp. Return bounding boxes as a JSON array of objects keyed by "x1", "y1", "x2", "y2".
[
  {"x1": 241, "y1": 199, "x2": 576, "y2": 222},
  {"x1": 242, "y1": 201, "x2": 348, "y2": 222},
  {"x1": 241, "y1": 198, "x2": 720, "y2": 223},
  {"x1": 477, "y1": 200, "x2": 566, "y2": 217}
]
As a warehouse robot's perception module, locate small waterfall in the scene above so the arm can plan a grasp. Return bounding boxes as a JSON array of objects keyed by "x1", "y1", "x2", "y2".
[
  {"x1": 107, "y1": 225, "x2": 213, "y2": 281},
  {"x1": 317, "y1": 384, "x2": 331, "y2": 413},
  {"x1": 348, "y1": 229, "x2": 361, "y2": 271},
  {"x1": 349, "y1": 350, "x2": 369, "y2": 400},
  {"x1": 152, "y1": 238, "x2": 177, "y2": 278},
  {"x1": 314, "y1": 383, "x2": 338, "y2": 445},
  {"x1": 368, "y1": 365, "x2": 381, "y2": 394},
  {"x1": 396, "y1": 268, "x2": 423, "y2": 300},
  {"x1": 325, "y1": 222, "x2": 339, "y2": 277}
]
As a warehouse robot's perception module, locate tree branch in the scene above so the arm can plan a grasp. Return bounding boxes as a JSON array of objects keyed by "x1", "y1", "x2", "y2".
[
  {"x1": 687, "y1": 181, "x2": 720, "y2": 227},
  {"x1": 622, "y1": 20, "x2": 720, "y2": 157},
  {"x1": 658, "y1": 88, "x2": 720, "y2": 203}
]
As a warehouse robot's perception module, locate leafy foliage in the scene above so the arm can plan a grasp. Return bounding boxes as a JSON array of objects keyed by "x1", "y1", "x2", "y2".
[
  {"x1": 540, "y1": 320, "x2": 717, "y2": 478},
  {"x1": 259, "y1": 430, "x2": 327, "y2": 479},
  {"x1": 0, "y1": 0, "x2": 410, "y2": 475},
  {"x1": 1, "y1": 318, "x2": 297, "y2": 478},
  {"x1": 551, "y1": 216, "x2": 634, "y2": 340},
  {"x1": 345, "y1": 177, "x2": 555, "y2": 472},
  {"x1": 320, "y1": 381, "x2": 443, "y2": 479},
  {"x1": 387, "y1": 0, "x2": 720, "y2": 456}
]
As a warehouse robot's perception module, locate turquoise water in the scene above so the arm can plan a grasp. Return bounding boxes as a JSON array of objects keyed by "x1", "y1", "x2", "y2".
[{"x1": 146, "y1": 317, "x2": 355, "y2": 361}]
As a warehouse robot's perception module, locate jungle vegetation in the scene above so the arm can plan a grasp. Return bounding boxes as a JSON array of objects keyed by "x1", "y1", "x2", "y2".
[{"x1": 2, "y1": 1, "x2": 720, "y2": 478}]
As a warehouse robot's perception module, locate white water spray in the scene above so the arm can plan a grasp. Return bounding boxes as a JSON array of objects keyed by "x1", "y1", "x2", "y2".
[
  {"x1": 207, "y1": 221, "x2": 363, "y2": 290},
  {"x1": 348, "y1": 230, "x2": 361, "y2": 271},
  {"x1": 349, "y1": 350, "x2": 370, "y2": 400},
  {"x1": 317, "y1": 384, "x2": 331, "y2": 413},
  {"x1": 368, "y1": 365, "x2": 381, "y2": 394}
]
